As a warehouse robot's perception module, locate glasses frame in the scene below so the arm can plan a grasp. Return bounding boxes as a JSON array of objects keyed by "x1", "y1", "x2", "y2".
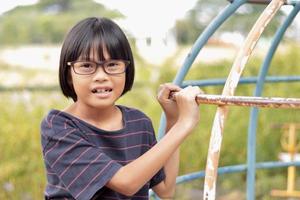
[{"x1": 67, "y1": 59, "x2": 130, "y2": 75}]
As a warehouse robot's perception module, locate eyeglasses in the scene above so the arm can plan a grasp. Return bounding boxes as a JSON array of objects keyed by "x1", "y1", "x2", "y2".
[{"x1": 67, "y1": 59, "x2": 130, "y2": 75}]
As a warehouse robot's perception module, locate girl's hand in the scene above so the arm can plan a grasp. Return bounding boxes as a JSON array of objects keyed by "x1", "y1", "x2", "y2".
[
  {"x1": 173, "y1": 85, "x2": 203, "y2": 131},
  {"x1": 157, "y1": 83, "x2": 182, "y2": 123}
]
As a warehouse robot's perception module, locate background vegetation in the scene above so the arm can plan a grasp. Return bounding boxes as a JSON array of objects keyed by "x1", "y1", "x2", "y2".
[
  {"x1": 0, "y1": 0, "x2": 124, "y2": 45},
  {"x1": 0, "y1": 0, "x2": 299, "y2": 199}
]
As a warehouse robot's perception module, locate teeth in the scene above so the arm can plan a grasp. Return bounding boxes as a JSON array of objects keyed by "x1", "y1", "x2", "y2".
[{"x1": 92, "y1": 88, "x2": 112, "y2": 93}]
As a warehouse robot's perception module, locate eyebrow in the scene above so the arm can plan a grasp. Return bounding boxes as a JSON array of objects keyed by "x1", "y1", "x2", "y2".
[{"x1": 77, "y1": 51, "x2": 110, "y2": 61}]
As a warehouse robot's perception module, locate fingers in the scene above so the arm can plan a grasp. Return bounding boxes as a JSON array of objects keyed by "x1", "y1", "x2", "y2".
[
  {"x1": 175, "y1": 85, "x2": 202, "y2": 99},
  {"x1": 157, "y1": 83, "x2": 204, "y2": 107},
  {"x1": 174, "y1": 86, "x2": 202, "y2": 129},
  {"x1": 174, "y1": 86, "x2": 204, "y2": 102},
  {"x1": 157, "y1": 83, "x2": 182, "y2": 101}
]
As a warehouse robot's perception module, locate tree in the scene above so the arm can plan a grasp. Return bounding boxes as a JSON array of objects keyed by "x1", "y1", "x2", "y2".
[
  {"x1": 173, "y1": 0, "x2": 285, "y2": 45},
  {"x1": 0, "y1": 0, "x2": 124, "y2": 45}
]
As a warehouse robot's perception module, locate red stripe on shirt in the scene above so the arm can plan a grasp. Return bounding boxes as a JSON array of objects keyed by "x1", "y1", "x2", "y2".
[
  {"x1": 99, "y1": 143, "x2": 151, "y2": 151},
  {"x1": 44, "y1": 129, "x2": 77, "y2": 156},
  {"x1": 126, "y1": 118, "x2": 150, "y2": 123},
  {"x1": 75, "y1": 160, "x2": 115, "y2": 199},
  {"x1": 86, "y1": 130, "x2": 152, "y2": 138},
  {"x1": 59, "y1": 147, "x2": 92, "y2": 178},
  {"x1": 47, "y1": 183, "x2": 69, "y2": 192},
  {"x1": 66, "y1": 153, "x2": 104, "y2": 189},
  {"x1": 50, "y1": 138, "x2": 84, "y2": 168}
]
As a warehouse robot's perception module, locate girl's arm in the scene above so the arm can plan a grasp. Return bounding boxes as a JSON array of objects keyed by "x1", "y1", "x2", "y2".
[
  {"x1": 106, "y1": 85, "x2": 201, "y2": 198},
  {"x1": 151, "y1": 83, "x2": 184, "y2": 198},
  {"x1": 152, "y1": 84, "x2": 203, "y2": 198},
  {"x1": 151, "y1": 118, "x2": 180, "y2": 199}
]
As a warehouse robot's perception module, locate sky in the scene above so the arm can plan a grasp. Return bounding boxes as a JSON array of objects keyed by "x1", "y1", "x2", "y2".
[
  {"x1": 94, "y1": 0, "x2": 198, "y2": 38},
  {"x1": 0, "y1": 0, "x2": 39, "y2": 15},
  {"x1": 1, "y1": 0, "x2": 298, "y2": 39},
  {"x1": 0, "y1": 0, "x2": 198, "y2": 39},
  {"x1": 0, "y1": 0, "x2": 198, "y2": 65},
  {"x1": 0, "y1": 0, "x2": 298, "y2": 65}
]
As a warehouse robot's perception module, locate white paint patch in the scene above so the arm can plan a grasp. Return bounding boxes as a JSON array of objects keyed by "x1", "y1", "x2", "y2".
[
  {"x1": 266, "y1": 5, "x2": 275, "y2": 16},
  {"x1": 211, "y1": 122, "x2": 222, "y2": 153},
  {"x1": 229, "y1": 70, "x2": 240, "y2": 95},
  {"x1": 207, "y1": 157, "x2": 215, "y2": 171},
  {"x1": 204, "y1": 183, "x2": 216, "y2": 200},
  {"x1": 240, "y1": 55, "x2": 249, "y2": 71},
  {"x1": 260, "y1": 26, "x2": 265, "y2": 35},
  {"x1": 250, "y1": 41, "x2": 256, "y2": 52},
  {"x1": 219, "y1": 111, "x2": 225, "y2": 126}
]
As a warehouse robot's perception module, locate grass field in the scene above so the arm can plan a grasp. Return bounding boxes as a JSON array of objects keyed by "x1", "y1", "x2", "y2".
[{"x1": 0, "y1": 44, "x2": 299, "y2": 199}]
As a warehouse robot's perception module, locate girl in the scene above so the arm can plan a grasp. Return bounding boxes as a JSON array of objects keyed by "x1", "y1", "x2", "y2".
[{"x1": 41, "y1": 17, "x2": 201, "y2": 200}]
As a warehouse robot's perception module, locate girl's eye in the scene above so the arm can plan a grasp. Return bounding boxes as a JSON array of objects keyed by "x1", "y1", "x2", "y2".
[
  {"x1": 106, "y1": 62, "x2": 119, "y2": 67},
  {"x1": 80, "y1": 63, "x2": 93, "y2": 68}
]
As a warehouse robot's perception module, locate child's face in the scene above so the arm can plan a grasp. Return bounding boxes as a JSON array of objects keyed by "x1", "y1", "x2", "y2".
[{"x1": 70, "y1": 48, "x2": 126, "y2": 109}]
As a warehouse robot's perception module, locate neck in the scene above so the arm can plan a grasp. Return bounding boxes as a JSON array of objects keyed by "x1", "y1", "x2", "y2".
[{"x1": 65, "y1": 102, "x2": 122, "y2": 130}]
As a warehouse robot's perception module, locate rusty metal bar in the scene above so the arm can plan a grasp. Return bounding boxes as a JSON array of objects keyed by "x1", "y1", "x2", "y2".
[
  {"x1": 194, "y1": 94, "x2": 300, "y2": 109},
  {"x1": 228, "y1": 0, "x2": 299, "y2": 5},
  {"x1": 228, "y1": 0, "x2": 274, "y2": 4},
  {"x1": 171, "y1": 93, "x2": 300, "y2": 109}
]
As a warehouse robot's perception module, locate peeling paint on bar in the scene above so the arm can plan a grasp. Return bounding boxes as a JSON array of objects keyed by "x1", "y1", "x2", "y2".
[
  {"x1": 203, "y1": 0, "x2": 285, "y2": 199},
  {"x1": 228, "y1": 0, "x2": 299, "y2": 5},
  {"x1": 195, "y1": 94, "x2": 300, "y2": 109}
]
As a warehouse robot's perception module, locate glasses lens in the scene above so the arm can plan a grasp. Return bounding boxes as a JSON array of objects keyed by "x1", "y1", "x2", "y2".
[
  {"x1": 104, "y1": 60, "x2": 126, "y2": 74},
  {"x1": 73, "y1": 61, "x2": 96, "y2": 75}
]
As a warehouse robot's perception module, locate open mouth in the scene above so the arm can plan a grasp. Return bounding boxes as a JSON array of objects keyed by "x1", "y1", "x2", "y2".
[{"x1": 91, "y1": 88, "x2": 113, "y2": 94}]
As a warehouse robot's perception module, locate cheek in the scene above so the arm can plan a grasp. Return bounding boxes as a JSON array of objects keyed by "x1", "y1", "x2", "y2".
[
  {"x1": 70, "y1": 74, "x2": 87, "y2": 95},
  {"x1": 114, "y1": 75, "x2": 126, "y2": 95},
  {"x1": 73, "y1": 79, "x2": 86, "y2": 91}
]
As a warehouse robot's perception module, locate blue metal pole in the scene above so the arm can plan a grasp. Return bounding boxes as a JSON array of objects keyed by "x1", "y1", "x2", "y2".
[
  {"x1": 155, "y1": 1, "x2": 246, "y2": 199},
  {"x1": 181, "y1": 75, "x2": 300, "y2": 87},
  {"x1": 230, "y1": 0, "x2": 300, "y2": 5},
  {"x1": 172, "y1": 0, "x2": 247, "y2": 85},
  {"x1": 158, "y1": 0, "x2": 247, "y2": 139},
  {"x1": 246, "y1": 4, "x2": 300, "y2": 200},
  {"x1": 175, "y1": 161, "x2": 300, "y2": 184},
  {"x1": 150, "y1": 160, "x2": 300, "y2": 197},
  {"x1": 288, "y1": 0, "x2": 300, "y2": 5}
]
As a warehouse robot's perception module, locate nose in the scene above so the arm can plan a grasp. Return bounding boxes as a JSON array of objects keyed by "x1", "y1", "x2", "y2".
[{"x1": 92, "y1": 65, "x2": 108, "y2": 81}]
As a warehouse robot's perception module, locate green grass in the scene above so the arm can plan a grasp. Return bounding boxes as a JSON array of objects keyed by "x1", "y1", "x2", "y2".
[
  {"x1": 1, "y1": 44, "x2": 300, "y2": 199},
  {"x1": 0, "y1": 92, "x2": 68, "y2": 199}
]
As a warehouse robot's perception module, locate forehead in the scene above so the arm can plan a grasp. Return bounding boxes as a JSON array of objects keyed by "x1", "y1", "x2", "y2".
[
  {"x1": 79, "y1": 44, "x2": 110, "y2": 61},
  {"x1": 72, "y1": 27, "x2": 127, "y2": 62}
]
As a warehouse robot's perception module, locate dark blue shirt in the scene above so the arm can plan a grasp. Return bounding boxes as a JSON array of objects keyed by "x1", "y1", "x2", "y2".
[{"x1": 41, "y1": 105, "x2": 165, "y2": 200}]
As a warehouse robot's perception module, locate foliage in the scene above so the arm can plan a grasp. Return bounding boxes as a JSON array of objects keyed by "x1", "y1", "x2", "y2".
[
  {"x1": 173, "y1": 0, "x2": 286, "y2": 45},
  {"x1": 156, "y1": 43, "x2": 300, "y2": 199},
  {"x1": 0, "y1": 41, "x2": 299, "y2": 199},
  {"x1": 1, "y1": 0, "x2": 295, "y2": 47},
  {"x1": 0, "y1": 0, "x2": 123, "y2": 45}
]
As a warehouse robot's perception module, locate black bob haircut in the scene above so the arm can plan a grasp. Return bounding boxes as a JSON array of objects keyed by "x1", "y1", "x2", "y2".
[{"x1": 59, "y1": 17, "x2": 135, "y2": 102}]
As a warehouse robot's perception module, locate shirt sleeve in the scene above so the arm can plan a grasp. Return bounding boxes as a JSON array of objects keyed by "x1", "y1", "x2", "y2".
[
  {"x1": 146, "y1": 120, "x2": 166, "y2": 188},
  {"x1": 42, "y1": 127, "x2": 122, "y2": 200}
]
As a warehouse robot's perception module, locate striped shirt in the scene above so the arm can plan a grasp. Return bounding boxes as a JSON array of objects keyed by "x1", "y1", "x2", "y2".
[{"x1": 40, "y1": 105, "x2": 165, "y2": 200}]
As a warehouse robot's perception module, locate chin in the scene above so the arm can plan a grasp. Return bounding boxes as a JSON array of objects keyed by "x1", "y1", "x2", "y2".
[{"x1": 91, "y1": 100, "x2": 116, "y2": 109}]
